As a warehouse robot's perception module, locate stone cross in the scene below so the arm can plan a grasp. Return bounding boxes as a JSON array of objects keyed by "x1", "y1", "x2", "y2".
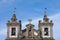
[{"x1": 28, "y1": 19, "x2": 32, "y2": 24}]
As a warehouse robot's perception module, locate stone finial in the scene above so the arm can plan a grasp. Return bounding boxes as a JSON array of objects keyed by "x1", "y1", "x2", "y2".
[
  {"x1": 8, "y1": 20, "x2": 10, "y2": 23},
  {"x1": 39, "y1": 20, "x2": 42, "y2": 23},
  {"x1": 50, "y1": 20, "x2": 53, "y2": 23},
  {"x1": 19, "y1": 20, "x2": 21, "y2": 23},
  {"x1": 11, "y1": 13, "x2": 17, "y2": 22}
]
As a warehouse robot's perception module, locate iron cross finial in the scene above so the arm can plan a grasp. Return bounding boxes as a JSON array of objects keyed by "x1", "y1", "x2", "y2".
[
  {"x1": 28, "y1": 19, "x2": 32, "y2": 24},
  {"x1": 13, "y1": 7, "x2": 16, "y2": 14}
]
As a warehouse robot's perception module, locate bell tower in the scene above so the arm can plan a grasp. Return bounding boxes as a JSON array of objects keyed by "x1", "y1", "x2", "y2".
[
  {"x1": 6, "y1": 8, "x2": 22, "y2": 40},
  {"x1": 38, "y1": 8, "x2": 54, "y2": 40}
]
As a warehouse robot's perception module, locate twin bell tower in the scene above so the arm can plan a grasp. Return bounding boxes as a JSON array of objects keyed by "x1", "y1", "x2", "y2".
[{"x1": 6, "y1": 8, "x2": 54, "y2": 40}]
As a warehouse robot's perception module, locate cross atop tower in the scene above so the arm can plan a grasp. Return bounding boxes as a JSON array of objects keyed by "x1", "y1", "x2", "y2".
[
  {"x1": 11, "y1": 7, "x2": 17, "y2": 22},
  {"x1": 43, "y1": 8, "x2": 49, "y2": 22},
  {"x1": 44, "y1": 8, "x2": 47, "y2": 17},
  {"x1": 13, "y1": 7, "x2": 16, "y2": 14},
  {"x1": 28, "y1": 19, "x2": 32, "y2": 24},
  {"x1": 44, "y1": 8, "x2": 47, "y2": 13}
]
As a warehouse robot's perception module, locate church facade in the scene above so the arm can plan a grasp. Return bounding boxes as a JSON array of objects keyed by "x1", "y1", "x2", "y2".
[{"x1": 5, "y1": 8, "x2": 54, "y2": 40}]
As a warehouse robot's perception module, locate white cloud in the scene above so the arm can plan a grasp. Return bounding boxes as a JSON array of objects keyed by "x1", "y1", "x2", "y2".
[
  {"x1": 0, "y1": 13, "x2": 60, "y2": 40},
  {"x1": 0, "y1": 28, "x2": 7, "y2": 35},
  {"x1": 50, "y1": 13, "x2": 60, "y2": 40}
]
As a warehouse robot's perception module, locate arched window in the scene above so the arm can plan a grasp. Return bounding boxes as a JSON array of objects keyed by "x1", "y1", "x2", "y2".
[
  {"x1": 11, "y1": 28, "x2": 16, "y2": 36},
  {"x1": 44, "y1": 28, "x2": 48, "y2": 36}
]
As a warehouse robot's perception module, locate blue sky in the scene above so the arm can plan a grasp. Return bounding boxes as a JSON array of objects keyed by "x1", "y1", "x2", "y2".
[{"x1": 0, "y1": 0, "x2": 60, "y2": 40}]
